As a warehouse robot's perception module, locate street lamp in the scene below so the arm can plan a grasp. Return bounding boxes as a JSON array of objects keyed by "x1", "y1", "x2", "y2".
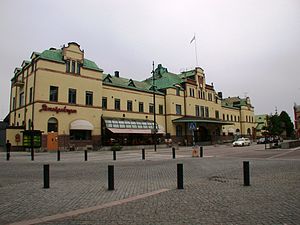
[{"x1": 152, "y1": 61, "x2": 157, "y2": 152}]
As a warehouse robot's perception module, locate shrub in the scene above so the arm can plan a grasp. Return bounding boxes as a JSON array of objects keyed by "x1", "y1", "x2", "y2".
[{"x1": 111, "y1": 144, "x2": 122, "y2": 151}]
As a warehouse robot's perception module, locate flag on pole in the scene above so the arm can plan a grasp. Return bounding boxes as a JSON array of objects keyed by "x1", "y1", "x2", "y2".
[{"x1": 190, "y1": 35, "x2": 195, "y2": 44}]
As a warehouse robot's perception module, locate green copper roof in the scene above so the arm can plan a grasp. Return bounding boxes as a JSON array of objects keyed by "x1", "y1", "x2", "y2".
[
  {"x1": 255, "y1": 114, "x2": 267, "y2": 123},
  {"x1": 144, "y1": 64, "x2": 183, "y2": 90},
  {"x1": 222, "y1": 97, "x2": 250, "y2": 109},
  {"x1": 38, "y1": 49, "x2": 102, "y2": 72},
  {"x1": 82, "y1": 58, "x2": 102, "y2": 72},
  {"x1": 172, "y1": 116, "x2": 233, "y2": 125},
  {"x1": 39, "y1": 49, "x2": 64, "y2": 63},
  {"x1": 103, "y1": 74, "x2": 164, "y2": 95}
]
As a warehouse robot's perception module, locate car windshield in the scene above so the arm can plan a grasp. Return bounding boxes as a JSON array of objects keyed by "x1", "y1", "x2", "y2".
[{"x1": 237, "y1": 138, "x2": 244, "y2": 141}]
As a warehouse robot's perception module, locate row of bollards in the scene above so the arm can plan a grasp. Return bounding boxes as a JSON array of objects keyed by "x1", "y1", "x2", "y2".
[
  {"x1": 42, "y1": 161, "x2": 251, "y2": 190},
  {"x1": 7, "y1": 146, "x2": 205, "y2": 161}
]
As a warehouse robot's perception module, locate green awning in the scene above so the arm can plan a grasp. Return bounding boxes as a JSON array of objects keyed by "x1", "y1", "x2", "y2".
[{"x1": 172, "y1": 116, "x2": 233, "y2": 125}]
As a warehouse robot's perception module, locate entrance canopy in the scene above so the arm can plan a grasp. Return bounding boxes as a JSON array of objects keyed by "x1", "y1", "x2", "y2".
[
  {"x1": 172, "y1": 116, "x2": 233, "y2": 125},
  {"x1": 107, "y1": 128, "x2": 164, "y2": 134},
  {"x1": 70, "y1": 120, "x2": 94, "y2": 130},
  {"x1": 103, "y1": 118, "x2": 165, "y2": 134}
]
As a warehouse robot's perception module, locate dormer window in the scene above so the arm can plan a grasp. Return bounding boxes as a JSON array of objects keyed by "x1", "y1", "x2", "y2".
[
  {"x1": 104, "y1": 74, "x2": 112, "y2": 83},
  {"x1": 66, "y1": 60, "x2": 81, "y2": 75},
  {"x1": 128, "y1": 79, "x2": 135, "y2": 87},
  {"x1": 77, "y1": 63, "x2": 81, "y2": 74},
  {"x1": 71, "y1": 61, "x2": 76, "y2": 73},
  {"x1": 66, "y1": 60, "x2": 70, "y2": 73}
]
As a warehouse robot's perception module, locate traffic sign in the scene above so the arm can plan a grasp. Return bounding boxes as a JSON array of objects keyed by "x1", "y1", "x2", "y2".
[{"x1": 188, "y1": 122, "x2": 196, "y2": 130}]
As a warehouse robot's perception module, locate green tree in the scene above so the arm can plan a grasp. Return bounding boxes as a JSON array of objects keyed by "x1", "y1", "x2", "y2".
[
  {"x1": 267, "y1": 114, "x2": 283, "y2": 135},
  {"x1": 279, "y1": 111, "x2": 294, "y2": 138}
]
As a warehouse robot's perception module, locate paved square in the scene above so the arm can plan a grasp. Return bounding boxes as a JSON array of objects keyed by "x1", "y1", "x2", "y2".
[{"x1": 0, "y1": 145, "x2": 299, "y2": 224}]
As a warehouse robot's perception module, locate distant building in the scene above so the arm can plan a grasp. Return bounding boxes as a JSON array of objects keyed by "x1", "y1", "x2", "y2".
[
  {"x1": 294, "y1": 104, "x2": 300, "y2": 138},
  {"x1": 255, "y1": 114, "x2": 268, "y2": 137},
  {"x1": 0, "y1": 115, "x2": 9, "y2": 147},
  {"x1": 6, "y1": 42, "x2": 256, "y2": 150}
]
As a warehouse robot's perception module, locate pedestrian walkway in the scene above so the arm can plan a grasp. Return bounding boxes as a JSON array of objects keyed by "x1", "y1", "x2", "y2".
[{"x1": 0, "y1": 145, "x2": 299, "y2": 224}]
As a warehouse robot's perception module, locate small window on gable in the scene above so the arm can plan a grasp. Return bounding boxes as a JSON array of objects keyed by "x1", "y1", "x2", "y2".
[{"x1": 128, "y1": 79, "x2": 135, "y2": 87}]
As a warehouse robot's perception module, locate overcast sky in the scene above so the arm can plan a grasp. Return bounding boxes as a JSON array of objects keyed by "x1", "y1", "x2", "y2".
[{"x1": 1, "y1": 0, "x2": 299, "y2": 121}]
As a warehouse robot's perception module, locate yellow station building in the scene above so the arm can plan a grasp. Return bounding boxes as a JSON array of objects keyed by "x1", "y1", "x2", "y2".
[{"x1": 7, "y1": 42, "x2": 255, "y2": 150}]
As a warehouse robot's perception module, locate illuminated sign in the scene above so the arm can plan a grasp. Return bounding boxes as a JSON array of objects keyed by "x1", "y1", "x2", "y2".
[
  {"x1": 23, "y1": 130, "x2": 42, "y2": 148},
  {"x1": 39, "y1": 104, "x2": 77, "y2": 114}
]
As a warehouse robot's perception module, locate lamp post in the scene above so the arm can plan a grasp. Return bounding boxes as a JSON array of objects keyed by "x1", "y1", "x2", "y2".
[{"x1": 152, "y1": 61, "x2": 157, "y2": 152}]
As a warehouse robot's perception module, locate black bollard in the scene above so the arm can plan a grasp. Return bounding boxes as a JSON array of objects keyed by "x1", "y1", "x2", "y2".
[
  {"x1": 44, "y1": 164, "x2": 50, "y2": 188},
  {"x1": 142, "y1": 149, "x2": 145, "y2": 160},
  {"x1": 243, "y1": 161, "x2": 250, "y2": 186},
  {"x1": 113, "y1": 150, "x2": 116, "y2": 161},
  {"x1": 172, "y1": 147, "x2": 176, "y2": 159},
  {"x1": 177, "y1": 163, "x2": 184, "y2": 189},
  {"x1": 108, "y1": 165, "x2": 114, "y2": 190},
  {"x1": 84, "y1": 150, "x2": 88, "y2": 161},
  {"x1": 200, "y1": 146, "x2": 203, "y2": 158},
  {"x1": 57, "y1": 150, "x2": 60, "y2": 161},
  {"x1": 31, "y1": 148, "x2": 34, "y2": 161}
]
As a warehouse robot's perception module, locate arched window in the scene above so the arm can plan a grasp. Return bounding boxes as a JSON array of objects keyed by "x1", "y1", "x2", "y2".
[{"x1": 48, "y1": 117, "x2": 58, "y2": 132}]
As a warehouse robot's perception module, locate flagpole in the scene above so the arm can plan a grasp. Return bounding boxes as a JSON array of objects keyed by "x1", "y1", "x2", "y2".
[{"x1": 193, "y1": 33, "x2": 199, "y2": 67}]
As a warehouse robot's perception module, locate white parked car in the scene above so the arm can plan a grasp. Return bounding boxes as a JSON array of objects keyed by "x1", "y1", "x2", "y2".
[{"x1": 233, "y1": 138, "x2": 251, "y2": 147}]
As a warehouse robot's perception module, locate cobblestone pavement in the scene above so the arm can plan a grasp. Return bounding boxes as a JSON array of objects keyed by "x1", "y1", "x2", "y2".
[{"x1": 0, "y1": 145, "x2": 299, "y2": 225}]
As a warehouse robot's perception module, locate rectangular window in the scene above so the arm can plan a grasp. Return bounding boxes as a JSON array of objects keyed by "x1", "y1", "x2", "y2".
[
  {"x1": 149, "y1": 103, "x2": 154, "y2": 113},
  {"x1": 115, "y1": 99, "x2": 120, "y2": 110},
  {"x1": 49, "y1": 86, "x2": 58, "y2": 102},
  {"x1": 205, "y1": 107, "x2": 209, "y2": 118},
  {"x1": 200, "y1": 106, "x2": 205, "y2": 117},
  {"x1": 159, "y1": 105, "x2": 163, "y2": 114},
  {"x1": 176, "y1": 87, "x2": 180, "y2": 96},
  {"x1": 77, "y1": 63, "x2": 81, "y2": 74},
  {"x1": 29, "y1": 87, "x2": 33, "y2": 103},
  {"x1": 86, "y1": 91, "x2": 93, "y2": 106},
  {"x1": 139, "y1": 102, "x2": 144, "y2": 112},
  {"x1": 102, "y1": 97, "x2": 107, "y2": 109},
  {"x1": 176, "y1": 104, "x2": 182, "y2": 115},
  {"x1": 195, "y1": 105, "x2": 200, "y2": 117},
  {"x1": 68, "y1": 88, "x2": 76, "y2": 104},
  {"x1": 215, "y1": 110, "x2": 219, "y2": 119},
  {"x1": 176, "y1": 125, "x2": 183, "y2": 137},
  {"x1": 71, "y1": 61, "x2": 76, "y2": 73},
  {"x1": 189, "y1": 88, "x2": 195, "y2": 97},
  {"x1": 12, "y1": 97, "x2": 16, "y2": 110},
  {"x1": 202, "y1": 92, "x2": 206, "y2": 100},
  {"x1": 208, "y1": 93, "x2": 212, "y2": 101},
  {"x1": 127, "y1": 100, "x2": 132, "y2": 111},
  {"x1": 19, "y1": 92, "x2": 24, "y2": 107},
  {"x1": 66, "y1": 60, "x2": 70, "y2": 73}
]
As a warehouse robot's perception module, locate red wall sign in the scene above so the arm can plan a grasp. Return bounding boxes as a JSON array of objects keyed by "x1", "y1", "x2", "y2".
[{"x1": 39, "y1": 104, "x2": 77, "y2": 114}]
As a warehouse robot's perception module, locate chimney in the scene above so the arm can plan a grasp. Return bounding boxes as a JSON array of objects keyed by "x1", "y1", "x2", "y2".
[
  {"x1": 114, "y1": 71, "x2": 119, "y2": 77},
  {"x1": 218, "y1": 92, "x2": 223, "y2": 99}
]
